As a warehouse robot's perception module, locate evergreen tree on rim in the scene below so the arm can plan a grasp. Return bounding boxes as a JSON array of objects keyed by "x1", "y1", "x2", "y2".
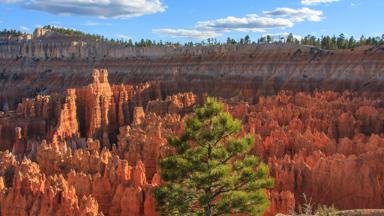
[{"x1": 153, "y1": 97, "x2": 274, "y2": 216}]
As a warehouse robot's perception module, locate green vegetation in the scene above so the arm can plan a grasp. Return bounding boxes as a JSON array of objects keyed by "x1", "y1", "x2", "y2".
[
  {"x1": 43, "y1": 25, "x2": 105, "y2": 40},
  {"x1": 0, "y1": 29, "x2": 24, "y2": 36},
  {"x1": 255, "y1": 33, "x2": 384, "y2": 49},
  {"x1": 289, "y1": 33, "x2": 383, "y2": 49},
  {"x1": 153, "y1": 98, "x2": 274, "y2": 216},
  {"x1": 2, "y1": 26, "x2": 384, "y2": 50},
  {"x1": 43, "y1": 25, "x2": 181, "y2": 47},
  {"x1": 315, "y1": 205, "x2": 338, "y2": 216},
  {"x1": 293, "y1": 194, "x2": 338, "y2": 216}
]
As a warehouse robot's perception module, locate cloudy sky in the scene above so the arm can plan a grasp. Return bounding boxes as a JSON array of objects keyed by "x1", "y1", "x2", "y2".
[{"x1": 0, "y1": 0, "x2": 381, "y2": 42}]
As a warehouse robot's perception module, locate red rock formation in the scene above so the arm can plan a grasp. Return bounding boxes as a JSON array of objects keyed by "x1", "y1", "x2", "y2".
[
  {"x1": 53, "y1": 88, "x2": 79, "y2": 140},
  {"x1": 2, "y1": 68, "x2": 384, "y2": 215},
  {"x1": 12, "y1": 127, "x2": 25, "y2": 158},
  {"x1": 269, "y1": 149, "x2": 384, "y2": 210},
  {"x1": 32, "y1": 137, "x2": 160, "y2": 215},
  {"x1": 117, "y1": 112, "x2": 183, "y2": 180},
  {"x1": 133, "y1": 106, "x2": 146, "y2": 126},
  {"x1": 146, "y1": 92, "x2": 197, "y2": 116},
  {"x1": 0, "y1": 156, "x2": 102, "y2": 216},
  {"x1": 265, "y1": 191, "x2": 295, "y2": 216},
  {"x1": 337, "y1": 112, "x2": 357, "y2": 139},
  {"x1": 232, "y1": 91, "x2": 384, "y2": 215},
  {"x1": 356, "y1": 106, "x2": 383, "y2": 135},
  {"x1": 3, "y1": 33, "x2": 384, "y2": 113},
  {"x1": 0, "y1": 69, "x2": 164, "y2": 152},
  {"x1": 76, "y1": 69, "x2": 113, "y2": 148}
]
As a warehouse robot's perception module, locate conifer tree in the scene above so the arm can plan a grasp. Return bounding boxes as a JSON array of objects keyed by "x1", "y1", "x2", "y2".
[
  {"x1": 287, "y1": 33, "x2": 295, "y2": 43},
  {"x1": 153, "y1": 98, "x2": 274, "y2": 216}
]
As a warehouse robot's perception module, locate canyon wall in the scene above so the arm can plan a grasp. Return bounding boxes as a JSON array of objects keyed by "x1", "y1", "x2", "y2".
[
  {"x1": 0, "y1": 69, "x2": 189, "y2": 215},
  {"x1": 1, "y1": 30, "x2": 384, "y2": 215},
  {"x1": 1, "y1": 31, "x2": 384, "y2": 110},
  {"x1": 239, "y1": 91, "x2": 384, "y2": 212},
  {"x1": 1, "y1": 69, "x2": 384, "y2": 215},
  {"x1": 0, "y1": 69, "x2": 164, "y2": 153}
]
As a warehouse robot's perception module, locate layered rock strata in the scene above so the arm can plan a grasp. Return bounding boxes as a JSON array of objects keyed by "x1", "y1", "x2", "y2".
[
  {"x1": 1, "y1": 30, "x2": 384, "y2": 111},
  {"x1": 1, "y1": 68, "x2": 384, "y2": 215},
  {"x1": 0, "y1": 69, "x2": 166, "y2": 152}
]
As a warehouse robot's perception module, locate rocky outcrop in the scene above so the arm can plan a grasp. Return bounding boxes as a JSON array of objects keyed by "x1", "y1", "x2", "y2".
[
  {"x1": 75, "y1": 70, "x2": 162, "y2": 147},
  {"x1": 0, "y1": 153, "x2": 102, "y2": 216},
  {"x1": 146, "y1": 92, "x2": 198, "y2": 116},
  {"x1": 34, "y1": 139, "x2": 159, "y2": 216},
  {"x1": 1, "y1": 30, "x2": 384, "y2": 112},
  {"x1": 12, "y1": 127, "x2": 25, "y2": 159},
  {"x1": 2, "y1": 66, "x2": 384, "y2": 215},
  {"x1": 77, "y1": 68, "x2": 113, "y2": 147},
  {"x1": 0, "y1": 69, "x2": 164, "y2": 152},
  {"x1": 233, "y1": 91, "x2": 384, "y2": 214},
  {"x1": 117, "y1": 112, "x2": 183, "y2": 180},
  {"x1": 53, "y1": 89, "x2": 79, "y2": 140},
  {"x1": 269, "y1": 149, "x2": 384, "y2": 210}
]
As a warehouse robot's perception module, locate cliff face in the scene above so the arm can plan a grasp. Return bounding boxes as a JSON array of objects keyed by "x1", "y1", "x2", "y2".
[
  {"x1": 0, "y1": 68, "x2": 184, "y2": 215},
  {"x1": 1, "y1": 32, "x2": 384, "y2": 215},
  {"x1": 1, "y1": 33, "x2": 384, "y2": 111},
  {"x1": 239, "y1": 91, "x2": 384, "y2": 213},
  {"x1": 1, "y1": 68, "x2": 384, "y2": 215},
  {"x1": 0, "y1": 69, "x2": 163, "y2": 155},
  {"x1": 0, "y1": 142, "x2": 159, "y2": 216},
  {"x1": 0, "y1": 151, "x2": 102, "y2": 216}
]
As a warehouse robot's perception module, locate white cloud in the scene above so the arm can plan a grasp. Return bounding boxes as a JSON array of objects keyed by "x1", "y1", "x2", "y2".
[
  {"x1": 154, "y1": 14, "x2": 295, "y2": 39},
  {"x1": 116, "y1": 34, "x2": 131, "y2": 40},
  {"x1": 301, "y1": 0, "x2": 340, "y2": 5},
  {"x1": 154, "y1": 7, "x2": 324, "y2": 39},
  {"x1": 0, "y1": 0, "x2": 166, "y2": 19},
  {"x1": 153, "y1": 29, "x2": 221, "y2": 39},
  {"x1": 196, "y1": 14, "x2": 293, "y2": 32},
  {"x1": 263, "y1": 7, "x2": 323, "y2": 22},
  {"x1": 0, "y1": 0, "x2": 22, "y2": 3},
  {"x1": 19, "y1": 26, "x2": 30, "y2": 31}
]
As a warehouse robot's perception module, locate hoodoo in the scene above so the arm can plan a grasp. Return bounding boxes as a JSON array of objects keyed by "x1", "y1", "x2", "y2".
[
  {"x1": 0, "y1": 67, "x2": 384, "y2": 214},
  {"x1": 1, "y1": 8, "x2": 384, "y2": 213}
]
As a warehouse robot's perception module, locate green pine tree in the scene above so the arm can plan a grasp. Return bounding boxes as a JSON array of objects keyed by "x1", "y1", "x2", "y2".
[
  {"x1": 153, "y1": 97, "x2": 274, "y2": 216},
  {"x1": 287, "y1": 33, "x2": 295, "y2": 43}
]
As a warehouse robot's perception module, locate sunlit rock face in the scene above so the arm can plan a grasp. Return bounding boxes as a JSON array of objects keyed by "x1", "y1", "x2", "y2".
[
  {"x1": 1, "y1": 32, "x2": 384, "y2": 215},
  {"x1": 1, "y1": 32, "x2": 384, "y2": 111},
  {"x1": 1, "y1": 69, "x2": 384, "y2": 215}
]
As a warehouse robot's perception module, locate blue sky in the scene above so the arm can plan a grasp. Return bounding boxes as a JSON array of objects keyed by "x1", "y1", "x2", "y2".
[{"x1": 0, "y1": 0, "x2": 382, "y2": 42}]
